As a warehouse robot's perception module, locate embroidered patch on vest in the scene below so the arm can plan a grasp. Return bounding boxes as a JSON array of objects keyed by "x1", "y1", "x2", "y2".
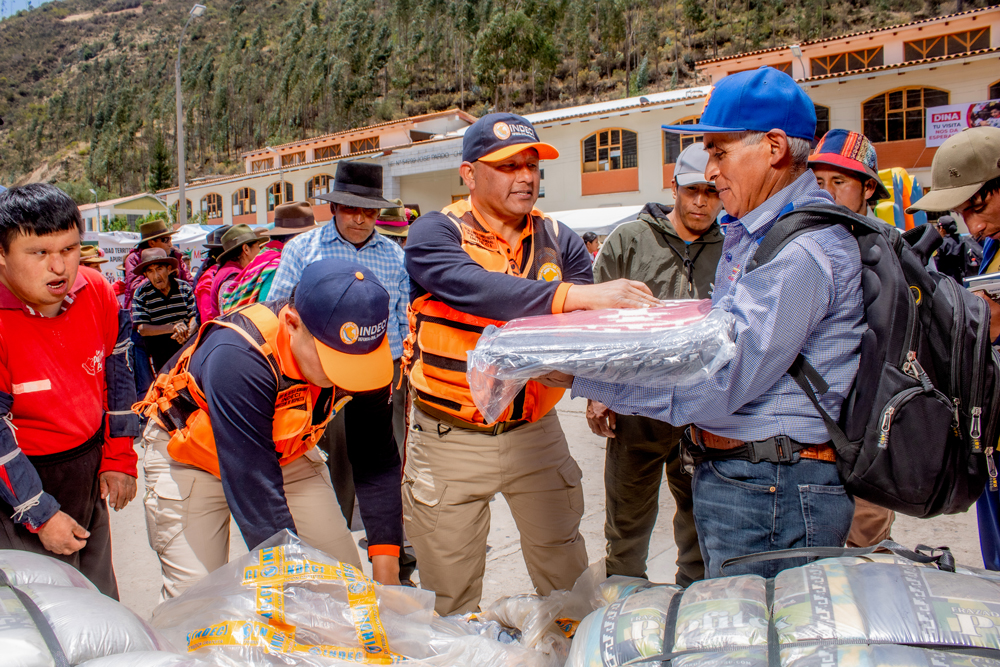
[
  {"x1": 537, "y1": 262, "x2": 563, "y2": 282},
  {"x1": 461, "y1": 224, "x2": 499, "y2": 251},
  {"x1": 275, "y1": 385, "x2": 310, "y2": 410}
]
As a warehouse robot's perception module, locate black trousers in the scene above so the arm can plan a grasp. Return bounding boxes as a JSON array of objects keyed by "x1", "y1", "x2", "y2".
[{"x1": 0, "y1": 433, "x2": 119, "y2": 599}]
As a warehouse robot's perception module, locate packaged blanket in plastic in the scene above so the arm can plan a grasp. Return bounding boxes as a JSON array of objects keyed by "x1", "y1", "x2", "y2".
[
  {"x1": 79, "y1": 651, "x2": 213, "y2": 666},
  {"x1": 151, "y1": 530, "x2": 560, "y2": 667},
  {"x1": 0, "y1": 549, "x2": 97, "y2": 591},
  {"x1": 0, "y1": 552, "x2": 174, "y2": 667},
  {"x1": 467, "y1": 300, "x2": 735, "y2": 424},
  {"x1": 567, "y1": 552, "x2": 1000, "y2": 666}
]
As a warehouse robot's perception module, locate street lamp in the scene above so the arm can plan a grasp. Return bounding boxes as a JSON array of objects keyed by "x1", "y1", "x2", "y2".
[
  {"x1": 789, "y1": 44, "x2": 806, "y2": 81},
  {"x1": 175, "y1": 3, "x2": 206, "y2": 228},
  {"x1": 89, "y1": 188, "x2": 100, "y2": 232},
  {"x1": 267, "y1": 146, "x2": 285, "y2": 208}
]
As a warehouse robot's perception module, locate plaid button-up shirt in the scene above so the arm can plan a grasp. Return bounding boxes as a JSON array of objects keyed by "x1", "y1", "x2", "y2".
[{"x1": 269, "y1": 223, "x2": 409, "y2": 360}]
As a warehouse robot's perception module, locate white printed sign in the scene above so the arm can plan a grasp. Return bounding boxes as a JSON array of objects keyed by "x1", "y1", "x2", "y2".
[
  {"x1": 84, "y1": 225, "x2": 220, "y2": 283},
  {"x1": 926, "y1": 99, "x2": 1000, "y2": 147}
]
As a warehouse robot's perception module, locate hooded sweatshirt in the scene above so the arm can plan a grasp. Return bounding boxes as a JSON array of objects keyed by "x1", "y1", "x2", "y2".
[{"x1": 593, "y1": 203, "x2": 724, "y2": 299}]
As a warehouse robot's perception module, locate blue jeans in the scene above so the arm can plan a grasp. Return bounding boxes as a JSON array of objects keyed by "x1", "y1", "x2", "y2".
[{"x1": 692, "y1": 457, "x2": 853, "y2": 579}]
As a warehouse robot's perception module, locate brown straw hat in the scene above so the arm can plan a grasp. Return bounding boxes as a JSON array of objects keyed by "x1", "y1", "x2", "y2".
[
  {"x1": 268, "y1": 201, "x2": 319, "y2": 236},
  {"x1": 217, "y1": 224, "x2": 269, "y2": 264}
]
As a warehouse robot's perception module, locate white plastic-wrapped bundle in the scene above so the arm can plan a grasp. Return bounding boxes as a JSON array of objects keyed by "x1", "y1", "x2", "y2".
[
  {"x1": 151, "y1": 531, "x2": 557, "y2": 667},
  {"x1": 0, "y1": 550, "x2": 97, "y2": 591},
  {"x1": 0, "y1": 556, "x2": 174, "y2": 667},
  {"x1": 78, "y1": 651, "x2": 213, "y2": 666},
  {"x1": 567, "y1": 553, "x2": 1000, "y2": 666},
  {"x1": 18, "y1": 583, "x2": 175, "y2": 664},
  {"x1": 467, "y1": 300, "x2": 735, "y2": 424}
]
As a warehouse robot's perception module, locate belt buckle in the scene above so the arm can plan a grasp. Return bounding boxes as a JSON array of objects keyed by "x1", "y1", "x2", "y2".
[{"x1": 748, "y1": 436, "x2": 793, "y2": 464}]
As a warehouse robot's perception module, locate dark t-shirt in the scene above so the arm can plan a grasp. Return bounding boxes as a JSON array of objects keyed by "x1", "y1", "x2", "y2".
[{"x1": 186, "y1": 306, "x2": 402, "y2": 552}]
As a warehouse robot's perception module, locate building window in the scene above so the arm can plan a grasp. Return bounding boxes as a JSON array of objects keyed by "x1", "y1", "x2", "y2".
[
  {"x1": 811, "y1": 47, "x2": 884, "y2": 77},
  {"x1": 863, "y1": 87, "x2": 950, "y2": 143},
  {"x1": 232, "y1": 188, "x2": 257, "y2": 216},
  {"x1": 315, "y1": 145, "x2": 341, "y2": 160},
  {"x1": 251, "y1": 157, "x2": 274, "y2": 173},
  {"x1": 663, "y1": 117, "x2": 702, "y2": 165},
  {"x1": 349, "y1": 137, "x2": 380, "y2": 154},
  {"x1": 201, "y1": 193, "x2": 223, "y2": 220},
  {"x1": 281, "y1": 151, "x2": 305, "y2": 167},
  {"x1": 306, "y1": 175, "x2": 334, "y2": 205},
  {"x1": 582, "y1": 129, "x2": 638, "y2": 173},
  {"x1": 266, "y1": 182, "x2": 294, "y2": 211},
  {"x1": 904, "y1": 28, "x2": 991, "y2": 62},
  {"x1": 814, "y1": 104, "x2": 831, "y2": 142},
  {"x1": 990, "y1": 80, "x2": 1000, "y2": 100}
]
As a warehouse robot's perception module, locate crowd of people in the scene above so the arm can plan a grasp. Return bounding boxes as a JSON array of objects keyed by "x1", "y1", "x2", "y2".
[{"x1": 0, "y1": 65, "x2": 998, "y2": 614}]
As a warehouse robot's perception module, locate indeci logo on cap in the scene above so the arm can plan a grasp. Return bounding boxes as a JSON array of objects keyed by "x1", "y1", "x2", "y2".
[
  {"x1": 340, "y1": 322, "x2": 359, "y2": 345},
  {"x1": 493, "y1": 122, "x2": 512, "y2": 140}
]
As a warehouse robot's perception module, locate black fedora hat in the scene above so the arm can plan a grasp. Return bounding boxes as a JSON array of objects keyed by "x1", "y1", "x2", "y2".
[
  {"x1": 203, "y1": 225, "x2": 229, "y2": 250},
  {"x1": 316, "y1": 162, "x2": 394, "y2": 209}
]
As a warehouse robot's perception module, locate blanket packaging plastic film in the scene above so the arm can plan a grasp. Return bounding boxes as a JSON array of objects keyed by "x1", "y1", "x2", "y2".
[
  {"x1": 466, "y1": 299, "x2": 736, "y2": 424},
  {"x1": 566, "y1": 554, "x2": 1000, "y2": 666},
  {"x1": 150, "y1": 530, "x2": 597, "y2": 667},
  {"x1": 0, "y1": 550, "x2": 176, "y2": 667}
]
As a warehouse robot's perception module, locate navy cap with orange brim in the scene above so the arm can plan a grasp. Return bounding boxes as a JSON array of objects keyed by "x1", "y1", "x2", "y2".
[
  {"x1": 295, "y1": 258, "x2": 394, "y2": 392},
  {"x1": 464, "y1": 112, "x2": 560, "y2": 163}
]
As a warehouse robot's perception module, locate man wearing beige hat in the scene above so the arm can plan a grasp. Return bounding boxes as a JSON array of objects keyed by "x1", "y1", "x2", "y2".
[
  {"x1": 80, "y1": 243, "x2": 109, "y2": 269},
  {"x1": 208, "y1": 224, "x2": 268, "y2": 318},
  {"x1": 375, "y1": 199, "x2": 410, "y2": 250},
  {"x1": 219, "y1": 201, "x2": 318, "y2": 314},
  {"x1": 905, "y1": 125, "x2": 1000, "y2": 571},
  {"x1": 907, "y1": 126, "x2": 1000, "y2": 339}
]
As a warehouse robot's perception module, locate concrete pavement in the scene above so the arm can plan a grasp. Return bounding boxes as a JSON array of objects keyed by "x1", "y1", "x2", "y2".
[{"x1": 110, "y1": 394, "x2": 985, "y2": 621}]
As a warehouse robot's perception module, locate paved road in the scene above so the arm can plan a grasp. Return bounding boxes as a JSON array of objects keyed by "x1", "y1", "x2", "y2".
[{"x1": 111, "y1": 395, "x2": 985, "y2": 621}]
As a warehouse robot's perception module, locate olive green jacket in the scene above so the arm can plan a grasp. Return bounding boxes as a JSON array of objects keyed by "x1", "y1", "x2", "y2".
[{"x1": 593, "y1": 203, "x2": 724, "y2": 299}]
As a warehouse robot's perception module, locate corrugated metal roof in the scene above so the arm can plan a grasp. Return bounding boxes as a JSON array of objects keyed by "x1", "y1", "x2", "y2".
[
  {"x1": 525, "y1": 86, "x2": 712, "y2": 126},
  {"x1": 697, "y1": 5, "x2": 998, "y2": 66},
  {"x1": 241, "y1": 108, "x2": 477, "y2": 157}
]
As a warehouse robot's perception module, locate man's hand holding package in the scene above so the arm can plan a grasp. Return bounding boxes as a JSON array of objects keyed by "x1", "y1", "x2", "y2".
[{"x1": 563, "y1": 279, "x2": 660, "y2": 312}]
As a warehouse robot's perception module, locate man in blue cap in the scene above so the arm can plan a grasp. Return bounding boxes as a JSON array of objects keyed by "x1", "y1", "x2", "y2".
[
  {"x1": 135, "y1": 258, "x2": 403, "y2": 599},
  {"x1": 569, "y1": 67, "x2": 864, "y2": 578}
]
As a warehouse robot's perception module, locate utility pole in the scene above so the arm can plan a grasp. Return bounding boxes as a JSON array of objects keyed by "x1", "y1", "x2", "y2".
[{"x1": 175, "y1": 4, "x2": 206, "y2": 228}]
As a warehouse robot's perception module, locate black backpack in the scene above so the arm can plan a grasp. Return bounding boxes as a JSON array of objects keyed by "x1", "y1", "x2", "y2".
[{"x1": 747, "y1": 205, "x2": 1000, "y2": 518}]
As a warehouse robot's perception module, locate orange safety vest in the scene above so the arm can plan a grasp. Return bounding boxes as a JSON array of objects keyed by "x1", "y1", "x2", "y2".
[
  {"x1": 404, "y1": 199, "x2": 566, "y2": 427},
  {"x1": 133, "y1": 302, "x2": 344, "y2": 478}
]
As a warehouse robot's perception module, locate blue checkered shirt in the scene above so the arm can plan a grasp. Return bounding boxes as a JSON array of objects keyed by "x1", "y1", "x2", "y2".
[
  {"x1": 269, "y1": 224, "x2": 409, "y2": 360},
  {"x1": 573, "y1": 170, "x2": 866, "y2": 444}
]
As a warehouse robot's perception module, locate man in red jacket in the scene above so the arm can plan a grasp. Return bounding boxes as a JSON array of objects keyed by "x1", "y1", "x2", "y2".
[{"x1": 0, "y1": 184, "x2": 140, "y2": 598}]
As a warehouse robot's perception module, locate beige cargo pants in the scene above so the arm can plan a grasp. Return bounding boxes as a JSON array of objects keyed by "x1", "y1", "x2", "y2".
[
  {"x1": 403, "y1": 407, "x2": 589, "y2": 615},
  {"x1": 142, "y1": 422, "x2": 362, "y2": 601}
]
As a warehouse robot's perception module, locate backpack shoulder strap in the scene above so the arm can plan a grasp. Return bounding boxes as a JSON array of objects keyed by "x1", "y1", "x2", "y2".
[{"x1": 747, "y1": 204, "x2": 880, "y2": 272}]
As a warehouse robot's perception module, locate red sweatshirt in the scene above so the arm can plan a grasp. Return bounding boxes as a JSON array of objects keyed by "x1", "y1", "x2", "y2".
[{"x1": 0, "y1": 267, "x2": 138, "y2": 477}]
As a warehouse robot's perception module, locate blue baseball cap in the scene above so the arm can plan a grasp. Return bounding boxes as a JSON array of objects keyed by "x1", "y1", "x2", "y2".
[
  {"x1": 463, "y1": 113, "x2": 559, "y2": 163},
  {"x1": 294, "y1": 258, "x2": 392, "y2": 391},
  {"x1": 663, "y1": 67, "x2": 816, "y2": 141}
]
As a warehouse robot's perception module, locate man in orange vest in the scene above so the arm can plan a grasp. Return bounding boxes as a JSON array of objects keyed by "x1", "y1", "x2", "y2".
[
  {"x1": 137, "y1": 258, "x2": 402, "y2": 600},
  {"x1": 403, "y1": 113, "x2": 658, "y2": 614}
]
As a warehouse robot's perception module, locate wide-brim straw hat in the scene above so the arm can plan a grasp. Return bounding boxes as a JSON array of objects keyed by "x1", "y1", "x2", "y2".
[
  {"x1": 133, "y1": 247, "x2": 179, "y2": 274},
  {"x1": 137, "y1": 219, "x2": 173, "y2": 245},
  {"x1": 268, "y1": 201, "x2": 319, "y2": 236},
  {"x1": 217, "y1": 224, "x2": 270, "y2": 264}
]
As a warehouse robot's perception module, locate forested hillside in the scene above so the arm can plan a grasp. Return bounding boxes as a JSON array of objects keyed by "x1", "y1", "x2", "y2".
[{"x1": 0, "y1": 0, "x2": 980, "y2": 199}]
